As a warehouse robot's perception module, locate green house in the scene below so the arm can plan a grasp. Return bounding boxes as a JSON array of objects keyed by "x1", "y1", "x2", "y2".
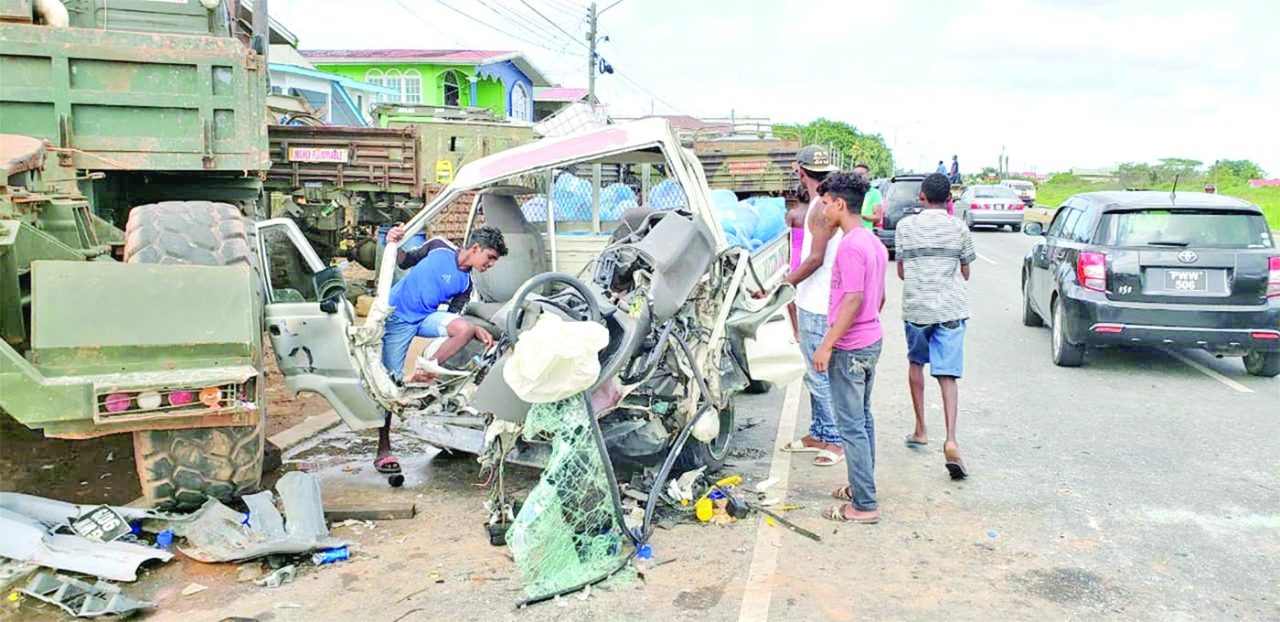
[{"x1": 302, "y1": 49, "x2": 551, "y2": 122}]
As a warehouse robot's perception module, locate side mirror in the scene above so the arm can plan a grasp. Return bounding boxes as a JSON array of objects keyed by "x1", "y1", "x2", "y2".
[{"x1": 1024, "y1": 222, "x2": 1045, "y2": 236}]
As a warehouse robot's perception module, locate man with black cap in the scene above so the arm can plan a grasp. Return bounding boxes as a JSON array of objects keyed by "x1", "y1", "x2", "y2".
[{"x1": 776, "y1": 145, "x2": 846, "y2": 467}]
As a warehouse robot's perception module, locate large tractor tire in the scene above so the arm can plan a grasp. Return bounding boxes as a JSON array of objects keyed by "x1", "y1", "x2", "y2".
[{"x1": 124, "y1": 201, "x2": 267, "y2": 509}]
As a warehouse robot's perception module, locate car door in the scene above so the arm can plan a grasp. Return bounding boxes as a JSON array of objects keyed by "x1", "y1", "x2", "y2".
[
  {"x1": 257, "y1": 219, "x2": 384, "y2": 431},
  {"x1": 1031, "y1": 205, "x2": 1075, "y2": 312},
  {"x1": 1047, "y1": 206, "x2": 1086, "y2": 302}
]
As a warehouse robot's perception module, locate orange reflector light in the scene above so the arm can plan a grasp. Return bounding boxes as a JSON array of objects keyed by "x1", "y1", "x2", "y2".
[{"x1": 199, "y1": 386, "x2": 221, "y2": 408}]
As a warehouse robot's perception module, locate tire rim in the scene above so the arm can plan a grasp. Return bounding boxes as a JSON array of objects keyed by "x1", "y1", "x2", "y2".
[{"x1": 707, "y1": 402, "x2": 735, "y2": 461}]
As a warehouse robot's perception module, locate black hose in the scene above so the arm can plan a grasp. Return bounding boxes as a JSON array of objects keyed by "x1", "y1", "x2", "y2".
[{"x1": 515, "y1": 330, "x2": 718, "y2": 608}]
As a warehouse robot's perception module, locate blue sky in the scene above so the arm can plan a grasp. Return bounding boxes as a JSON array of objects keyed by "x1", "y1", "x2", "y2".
[{"x1": 274, "y1": 0, "x2": 1280, "y2": 176}]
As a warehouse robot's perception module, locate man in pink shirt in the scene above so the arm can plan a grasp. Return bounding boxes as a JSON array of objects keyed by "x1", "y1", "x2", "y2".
[{"x1": 812, "y1": 172, "x2": 889, "y2": 524}]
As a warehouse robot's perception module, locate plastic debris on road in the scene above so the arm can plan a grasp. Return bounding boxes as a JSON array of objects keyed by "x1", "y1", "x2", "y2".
[
  {"x1": 165, "y1": 471, "x2": 345, "y2": 563},
  {"x1": 506, "y1": 395, "x2": 629, "y2": 601},
  {"x1": 0, "y1": 507, "x2": 172, "y2": 582},
  {"x1": 18, "y1": 571, "x2": 155, "y2": 618}
]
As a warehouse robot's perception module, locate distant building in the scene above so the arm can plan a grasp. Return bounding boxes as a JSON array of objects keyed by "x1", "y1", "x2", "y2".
[
  {"x1": 1070, "y1": 167, "x2": 1118, "y2": 182},
  {"x1": 267, "y1": 46, "x2": 396, "y2": 126},
  {"x1": 303, "y1": 49, "x2": 551, "y2": 123}
]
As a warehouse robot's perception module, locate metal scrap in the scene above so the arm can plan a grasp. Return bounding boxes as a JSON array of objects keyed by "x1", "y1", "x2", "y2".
[
  {"x1": 18, "y1": 571, "x2": 155, "y2": 618},
  {"x1": 166, "y1": 471, "x2": 345, "y2": 563},
  {"x1": 0, "y1": 557, "x2": 40, "y2": 592},
  {"x1": 0, "y1": 507, "x2": 172, "y2": 582}
]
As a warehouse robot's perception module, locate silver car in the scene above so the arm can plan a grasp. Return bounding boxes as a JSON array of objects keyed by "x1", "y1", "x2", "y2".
[{"x1": 957, "y1": 185, "x2": 1026, "y2": 231}]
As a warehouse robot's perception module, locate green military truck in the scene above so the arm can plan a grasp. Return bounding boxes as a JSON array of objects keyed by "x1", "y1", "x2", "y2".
[
  {"x1": 265, "y1": 104, "x2": 536, "y2": 268},
  {"x1": 0, "y1": 0, "x2": 378, "y2": 508}
]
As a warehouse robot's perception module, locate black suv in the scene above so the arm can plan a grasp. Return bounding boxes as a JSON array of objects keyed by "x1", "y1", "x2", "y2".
[
  {"x1": 874, "y1": 174, "x2": 925, "y2": 257},
  {"x1": 1021, "y1": 191, "x2": 1280, "y2": 376}
]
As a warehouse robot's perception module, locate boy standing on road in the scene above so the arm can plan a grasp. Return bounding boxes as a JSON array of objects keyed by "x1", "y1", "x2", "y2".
[
  {"x1": 812, "y1": 173, "x2": 888, "y2": 524},
  {"x1": 777, "y1": 146, "x2": 845, "y2": 467},
  {"x1": 853, "y1": 163, "x2": 883, "y2": 229},
  {"x1": 375, "y1": 223, "x2": 507, "y2": 474},
  {"x1": 895, "y1": 173, "x2": 975, "y2": 480}
]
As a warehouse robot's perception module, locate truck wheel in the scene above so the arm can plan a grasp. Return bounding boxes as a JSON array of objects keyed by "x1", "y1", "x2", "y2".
[
  {"x1": 1243, "y1": 351, "x2": 1280, "y2": 377},
  {"x1": 124, "y1": 201, "x2": 267, "y2": 509},
  {"x1": 132, "y1": 421, "x2": 265, "y2": 510}
]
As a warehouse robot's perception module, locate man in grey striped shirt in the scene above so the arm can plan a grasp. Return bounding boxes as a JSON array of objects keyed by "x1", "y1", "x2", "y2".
[{"x1": 894, "y1": 173, "x2": 975, "y2": 480}]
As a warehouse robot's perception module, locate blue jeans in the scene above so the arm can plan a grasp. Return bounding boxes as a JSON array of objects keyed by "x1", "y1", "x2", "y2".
[
  {"x1": 797, "y1": 309, "x2": 840, "y2": 444},
  {"x1": 828, "y1": 340, "x2": 882, "y2": 511},
  {"x1": 381, "y1": 311, "x2": 460, "y2": 382}
]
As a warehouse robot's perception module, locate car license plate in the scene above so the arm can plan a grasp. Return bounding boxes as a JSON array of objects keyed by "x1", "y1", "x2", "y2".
[
  {"x1": 993, "y1": 204, "x2": 1005, "y2": 211},
  {"x1": 1163, "y1": 269, "x2": 1207, "y2": 292}
]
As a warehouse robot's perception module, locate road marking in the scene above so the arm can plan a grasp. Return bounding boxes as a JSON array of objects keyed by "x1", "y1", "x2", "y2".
[
  {"x1": 975, "y1": 252, "x2": 998, "y2": 265},
  {"x1": 737, "y1": 380, "x2": 802, "y2": 622},
  {"x1": 1163, "y1": 348, "x2": 1253, "y2": 394}
]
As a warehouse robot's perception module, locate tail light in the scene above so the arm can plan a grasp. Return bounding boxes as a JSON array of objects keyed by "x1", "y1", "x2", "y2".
[
  {"x1": 1267, "y1": 257, "x2": 1280, "y2": 298},
  {"x1": 104, "y1": 393, "x2": 133, "y2": 413},
  {"x1": 973, "y1": 203, "x2": 987, "y2": 210},
  {"x1": 169, "y1": 391, "x2": 196, "y2": 406},
  {"x1": 1077, "y1": 251, "x2": 1107, "y2": 292},
  {"x1": 1014, "y1": 203, "x2": 1025, "y2": 210}
]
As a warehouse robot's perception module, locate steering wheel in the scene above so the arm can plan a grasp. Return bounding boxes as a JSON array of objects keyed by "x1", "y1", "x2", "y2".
[{"x1": 506, "y1": 272, "x2": 604, "y2": 339}]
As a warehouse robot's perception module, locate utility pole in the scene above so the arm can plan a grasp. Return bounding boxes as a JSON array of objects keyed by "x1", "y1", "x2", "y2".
[{"x1": 586, "y1": 1, "x2": 598, "y2": 101}]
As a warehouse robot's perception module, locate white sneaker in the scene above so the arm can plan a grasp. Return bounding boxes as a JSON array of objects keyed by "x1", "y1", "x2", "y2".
[{"x1": 414, "y1": 356, "x2": 468, "y2": 377}]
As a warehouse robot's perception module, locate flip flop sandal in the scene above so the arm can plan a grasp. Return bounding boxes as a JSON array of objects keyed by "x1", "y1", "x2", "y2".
[
  {"x1": 780, "y1": 438, "x2": 823, "y2": 453},
  {"x1": 813, "y1": 449, "x2": 845, "y2": 467},
  {"x1": 822, "y1": 504, "x2": 880, "y2": 524},
  {"x1": 944, "y1": 442, "x2": 968, "y2": 480},
  {"x1": 946, "y1": 460, "x2": 969, "y2": 480},
  {"x1": 831, "y1": 486, "x2": 852, "y2": 501},
  {"x1": 904, "y1": 435, "x2": 929, "y2": 448},
  {"x1": 375, "y1": 455, "x2": 402, "y2": 474}
]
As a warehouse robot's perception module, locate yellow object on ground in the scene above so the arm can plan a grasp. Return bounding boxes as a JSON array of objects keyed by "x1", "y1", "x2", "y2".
[{"x1": 695, "y1": 497, "x2": 714, "y2": 522}]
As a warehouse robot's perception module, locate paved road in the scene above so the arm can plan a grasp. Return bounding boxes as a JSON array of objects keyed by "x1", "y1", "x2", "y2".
[{"x1": 8, "y1": 230, "x2": 1277, "y2": 621}]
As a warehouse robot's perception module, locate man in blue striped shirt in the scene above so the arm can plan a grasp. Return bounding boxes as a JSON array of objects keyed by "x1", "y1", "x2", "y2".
[{"x1": 376, "y1": 224, "x2": 507, "y2": 473}]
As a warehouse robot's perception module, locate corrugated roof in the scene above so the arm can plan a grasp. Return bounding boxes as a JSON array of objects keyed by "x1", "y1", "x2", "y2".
[
  {"x1": 301, "y1": 49, "x2": 551, "y2": 87},
  {"x1": 534, "y1": 86, "x2": 589, "y2": 102},
  {"x1": 269, "y1": 63, "x2": 399, "y2": 95},
  {"x1": 302, "y1": 49, "x2": 514, "y2": 63}
]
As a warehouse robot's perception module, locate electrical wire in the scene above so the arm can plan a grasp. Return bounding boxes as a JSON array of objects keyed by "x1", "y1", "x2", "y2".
[
  {"x1": 426, "y1": 0, "x2": 568, "y2": 54},
  {"x1": 478, "y1": 0, "x2": 582, "y2": 53},
  {"x1": 518, "y1": 0, "x2": 592, "y2": 53}
]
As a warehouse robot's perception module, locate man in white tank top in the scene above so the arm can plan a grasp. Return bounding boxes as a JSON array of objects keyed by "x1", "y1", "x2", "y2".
[{"x1": 777, "y1": 146, "x2": 845, "y2": 467}]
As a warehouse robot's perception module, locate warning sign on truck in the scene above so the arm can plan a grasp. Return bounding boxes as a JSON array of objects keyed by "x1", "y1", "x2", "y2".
[{"x1": 288, "y1": 147, "x2": 351, "y2": 163}]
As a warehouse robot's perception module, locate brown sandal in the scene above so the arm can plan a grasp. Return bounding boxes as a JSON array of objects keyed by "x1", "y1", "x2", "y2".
[{"x1": 822, "y1": 503, "x2": 879, "y2": 524}]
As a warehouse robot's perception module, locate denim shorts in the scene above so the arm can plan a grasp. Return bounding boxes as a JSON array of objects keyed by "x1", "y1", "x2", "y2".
[
  {"x1": 381, "y1": 311, "x2": 460, "y2": 381},
  {"x1": 904, "y1": 319, "x2": 967, "y2": 378}
]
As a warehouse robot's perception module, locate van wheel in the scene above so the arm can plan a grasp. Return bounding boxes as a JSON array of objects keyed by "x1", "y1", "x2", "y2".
[
  {"x1": 672, "y1": 401, "x2": 735, "y2": 474},
  {"x1": 1051, "y1": 299, "x2": 1085, "y2": 367},
  {"x1": 1243, "y1": 351, "x2": 1280, "y2": 377},
  {"x1": 124, "y1": 201, "x2": 267, "y2": 509}
]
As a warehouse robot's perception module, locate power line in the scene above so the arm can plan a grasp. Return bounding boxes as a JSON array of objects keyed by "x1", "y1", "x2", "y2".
[
  {"x1": 390, "y1": 0, "x2": 461, "y2": 47},
  {"x1": 539, "y1": 0, "x2": 588, "y2": 20},
  {"x1": 519, "y1": 0, "x2": 592, "y2": 53},
  {"x1": 479, "y1": 0, "x2": 581, "y2": 52},
  {"x1": 426, "y1": 0, "x2": 567, "y2": 53}
]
